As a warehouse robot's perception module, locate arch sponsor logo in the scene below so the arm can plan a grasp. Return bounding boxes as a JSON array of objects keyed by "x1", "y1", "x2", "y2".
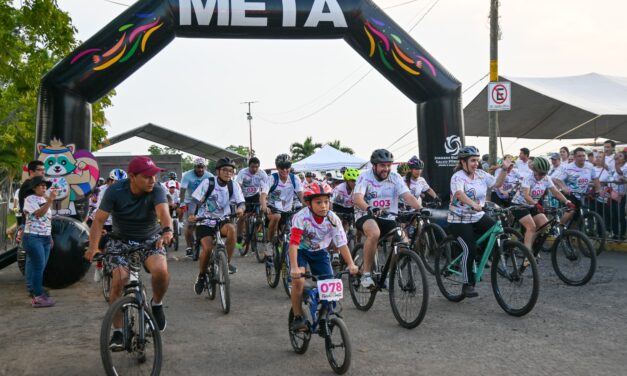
[
  {"x1": 433, "y1": 134, "x2": 461, "y2": 168},
  {"x1": 444, "y1": 135, "x2": 461, "y2": 156}
]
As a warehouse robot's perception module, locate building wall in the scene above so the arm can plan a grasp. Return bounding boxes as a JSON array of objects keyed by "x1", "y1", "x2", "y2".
[{"x1": 96, "y1": 155, "x2": 182, "y2": 183}]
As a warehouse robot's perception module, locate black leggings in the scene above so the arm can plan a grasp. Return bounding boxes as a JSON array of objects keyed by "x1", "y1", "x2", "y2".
[{"x1": 447, "y1": 215, "x2": 496, "y2": 285}]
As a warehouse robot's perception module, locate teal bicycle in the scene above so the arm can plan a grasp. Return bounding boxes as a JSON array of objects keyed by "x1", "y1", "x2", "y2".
[{"x1": 435, "y1": 207, "x2": 539, "y2": 317}]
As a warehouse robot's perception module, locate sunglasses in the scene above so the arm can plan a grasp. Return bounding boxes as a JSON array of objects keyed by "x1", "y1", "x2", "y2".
[{"x1": 277, "y1": 166, "x2": 291, "y2": 170}]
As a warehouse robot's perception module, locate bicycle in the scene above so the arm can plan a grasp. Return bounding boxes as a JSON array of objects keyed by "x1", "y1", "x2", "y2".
[
  {"x1": 331, "y1": 212, "x2": 357, "y2": 274},
  {"x1": 435, "y1": 206, "x2": 539, "y2": 317},
  {"x1": 402, "y1": 203, "x2": 447, "y2": 275},
  {"x1": 576, "y1": 193, "x2": 606, "y2": 255},
  {"x1": 240, "y1": 203, "x2": 267, "y2": 263},
  {"x1": 288, "y1": 271, "x2": 351, "y2": 375},
  {"x1": 348, "y1": 211, "x2": 429, "y2": 329},
  {"x1": 95, "y1": 241, "x2": 162, "y2": 376},
  {"x1": 266, "y1": 209, "x2": 299, "y2": 298}
]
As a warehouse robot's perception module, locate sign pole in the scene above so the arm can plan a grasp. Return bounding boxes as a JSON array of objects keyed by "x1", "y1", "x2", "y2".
[{"x1": 488, "y1": 0, "x2": 499, "y2": 166}]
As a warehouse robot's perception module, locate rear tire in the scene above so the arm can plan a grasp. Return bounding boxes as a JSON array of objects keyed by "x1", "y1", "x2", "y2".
[
  {"x1": 348, "y1": 244, "x2": 377, "y2": 311},
  {"x1": 325, "y1": 317, "x2": 352, "y2": 374},
  {"x1": 578, "y1": 211, "x2": 606, "y2": 255},
  {"x1": 266, "y1": 242, "x2": 281, "y2": 288},
  {"x1": 281, "y1": 242, "x2": 292, "y2": 298},
  {"x1": 551, "y1": 229, "x2": 596, "y2": 286},
  {"x1": 388, "y1": 247, "x2": 429, "y2": 328},
  {"x1": 434, "y1": 237, "x2": 466, "y2": 302},
  {"x1": 216, "y1": 248, "x2": 230, "y2": 314},
  {"x1": 416, "y1": 223, "x2": 446, "y2": 275}
]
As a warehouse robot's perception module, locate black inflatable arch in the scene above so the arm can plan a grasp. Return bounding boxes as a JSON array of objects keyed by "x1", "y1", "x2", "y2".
[{"x1": 37, "y1": 0, "x2": 464, "y2": 194}]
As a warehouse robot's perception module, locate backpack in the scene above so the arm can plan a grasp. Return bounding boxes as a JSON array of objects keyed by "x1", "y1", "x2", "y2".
[
  {"x1": 201, "y1": 177, "x2": 234, "y2": 203},
  {"x1": 269, "y1": 172, "x2": 297, "y2": 193}
]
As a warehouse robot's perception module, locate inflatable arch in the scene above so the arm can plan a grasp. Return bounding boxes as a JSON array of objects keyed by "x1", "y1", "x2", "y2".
[{"x1": 35, "y1": 0, "x2": 465, "y2": 288}]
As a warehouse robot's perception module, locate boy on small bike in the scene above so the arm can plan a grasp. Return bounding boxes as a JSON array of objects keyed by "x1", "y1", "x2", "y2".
[{"x1": 289, "y1": 182, "x2": 359, "y2": 331}]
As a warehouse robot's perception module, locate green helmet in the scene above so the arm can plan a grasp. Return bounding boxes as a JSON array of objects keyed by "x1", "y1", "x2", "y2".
[
  {"x1": 532, "y1": 156, "x2": 550, "y2": 174},
  {"x1": 343, "y1": 168, "x2": 360, "y2": 181}
]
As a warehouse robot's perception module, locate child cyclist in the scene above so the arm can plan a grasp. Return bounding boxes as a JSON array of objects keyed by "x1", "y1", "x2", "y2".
[{"x1": 289, "y1": 182, "x2": 359, "y2": 331}]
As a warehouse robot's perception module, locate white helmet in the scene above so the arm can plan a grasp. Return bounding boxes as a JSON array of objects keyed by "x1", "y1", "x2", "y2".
[
  {"x1": 166, "y1": 181, "x2": 177, "y2": 188},
  {"x1": 193, "y1": 157, "x2": 206, "y2": 167}
]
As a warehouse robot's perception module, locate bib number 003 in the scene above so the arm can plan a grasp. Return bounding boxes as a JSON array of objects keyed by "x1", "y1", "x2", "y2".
[{"x1": 317, "y1": 279, "x2": 343, "y2": 301}]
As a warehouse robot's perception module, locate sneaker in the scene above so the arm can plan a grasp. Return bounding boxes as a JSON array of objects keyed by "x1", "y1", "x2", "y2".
[
  {"x1": 151, "y1": 300, "x2": 167, "y2": 332},
  {"x1": 331, "y1": 253, "x2": 340, "y2": 267},
  {"x1": 360, "y1": 273, "x2": 375, "y2": 289},
  {"x1": 109, "y1": 330, "x2": 124, "y2": 352},
  {"x1": 228, "y1": 264, "x2": 237, "y2": 274},
  {"x1": 235, "y1": 242, "x2": 243, "y2": 250},
  {"x1": 32, "y1": 295, "x2": 55, "y2": 308},
  {"x1": 462, "y1": 284, "x2": 478, "y2": 298},
  {"x1": 290, "y1": 315, "x2": 307, "y2": 332},
  {"x1": 185, "y1": 247, "x2": 193, "y2": 258},
  {"x1": 194, "y1": 273, "x2": 206, "y2": 295}
]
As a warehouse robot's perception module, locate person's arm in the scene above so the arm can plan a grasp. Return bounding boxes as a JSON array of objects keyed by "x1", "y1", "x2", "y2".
[
  {"x1": 337, "y1": 244, "x2": 358, "y2": 275},
  {"x1": 549, "y1": 186, "x2": 571, "y2": 205},
  {"x1": 522, "y1": 187, "x2": 536, "y2": 205},
  {"x1": 593, "y1": 178, "x2": 601, "y2": 193},
  {"x1": 401, "y1": 191, "x2": 422, "y2": 210},
  {"x1": 493, "y1": 159, "x2": 512, "y2": 189},
  {"x1": 155, "y1": 202, "x2": 173, "y2": 248},
  {"x1": 426, "y1": 188, "x2": 438, "y2": 200},
  {"x1": 31, "y1": 190, "x2": 57, "y2": 217},
  {"x1": 454, "y1": 190, "x2": 482, "y2": 211},
  {"x1": 85, "y1": 209, "x2": 109, "y2": 261},
  {"x1": 352, "y1": 193, "x2": 368, "y2": 211}
]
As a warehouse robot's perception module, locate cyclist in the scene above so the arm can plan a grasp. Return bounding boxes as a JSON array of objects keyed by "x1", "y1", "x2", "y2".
[
  {"x1": 330, "y1": 168, "x2": 359, "y2": 264},
  {"x1": 553, "y1": 147, "x2": 601, "y2": 225},
  {"x1": 289, "y1": 182, "x2": 359, "y2": 331},
  {"x1": 352, "y1": 149, "x2": 423, "y2": 288},
  {"x1": 304, "y1": 172, "x2": 314, "y2": 185},
  {"x1": 180, "y1": 157, "x2": 214, "y2": 258},
  {"x1": 166, "y1": 181, "x2": 181, "y2": 218},
  {"x1": 260, "y1": 154, "x2": 304, "y2": 258},
  {"x1": 405, "y1": 156, "x2": 440, "y2": 204},
  {"x1": 447, "y1": 146, "x2": 509, "y2": 298},
  {"x1": 191, "y1": 158, "x2": 245, "y2": 293},
  {"x1": 235, "y1": 157, "x2": 269, "y2": 249},
  {"x1": 510, "y1": 157, "x2": 574, "y2": 251},
  {"x1": 85, "y1": 156, "x2": 173, "y2": 348}
]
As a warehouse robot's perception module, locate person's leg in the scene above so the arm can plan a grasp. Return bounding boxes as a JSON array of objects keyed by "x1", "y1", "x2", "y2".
[
  {"x1": 144, "y1": 254, "x2": 169, "y2": 304},
  {"x1": 620, "y1": 195, "x2": 626, "y2": 238},
  {"x1": 198, "y1": 236, "x2": 214, "y2": 274},
  {"x1": 360, "y1": 219, "x2": 380, "y2": 274},
  {"x1": 23, "y1": 234, "x2": 34, "y2": 296},
  {"x1": 109, "y1": 266, "x2": 130, "y2": 328},
  {"x1": 27, "y1": 236, "x2": 46, "y2": 297},
  {"x1": 221, "y1": 223, "x2": 236, "y2": 263},
  {"x1": 266, "y1": 212, "x2": 280, "y2": 256},
  {"x1": 449, "y1": 223, "x2": 479, "y2": 295},
  {"x1": 518, "y1": 215, "x2": 536, "y2": 250}
]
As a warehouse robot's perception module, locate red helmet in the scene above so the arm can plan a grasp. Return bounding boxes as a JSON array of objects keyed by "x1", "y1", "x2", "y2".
[{"x1": 303, "y1": 182, "x2": 333, "y2": 201}]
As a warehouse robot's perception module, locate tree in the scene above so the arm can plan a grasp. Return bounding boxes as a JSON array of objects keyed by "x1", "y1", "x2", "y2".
[
  {"x1": 326, "y1": 140, "x2": 354, "y2": 155},
  {"x1": 147, "y1": 144, "x2": 213, "y2": 172},
  {"x1": 226, "y1": 145, "x2": 251, "y2": 157},
  {"x1": 289, "y1": 136, "x2": 322, "y2": 161},
  {"x1": 0, "y1": 0, "x2": 115, "y2": 177}
]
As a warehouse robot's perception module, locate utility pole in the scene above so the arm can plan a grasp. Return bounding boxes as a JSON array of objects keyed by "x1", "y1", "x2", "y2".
[
  {"x1": 241, "y1": 101, "x2": 258, "y2": 158},
  {"x1": 488, "y1": 0, "x2": 499, "y2": 166}
]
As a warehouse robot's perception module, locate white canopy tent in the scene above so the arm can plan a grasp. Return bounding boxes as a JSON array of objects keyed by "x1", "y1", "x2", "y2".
[
  {"x1": 292, "y1": 145, "x2": 367, "y2": 171},
  {"x1": 464, "y1": 73, "x2": 627, "y2": 142}
]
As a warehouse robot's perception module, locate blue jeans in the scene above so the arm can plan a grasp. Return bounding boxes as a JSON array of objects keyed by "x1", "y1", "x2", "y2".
[{"x1": 23, "y1": 233, "x2": 52, "y2": 297}]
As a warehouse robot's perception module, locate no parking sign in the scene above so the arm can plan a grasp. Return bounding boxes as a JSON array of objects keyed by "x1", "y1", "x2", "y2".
[{"x1": 488, "y1": 82, "x2": 511, "y2": 111}]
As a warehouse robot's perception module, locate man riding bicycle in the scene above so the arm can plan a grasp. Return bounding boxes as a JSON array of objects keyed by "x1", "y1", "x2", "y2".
[
  {"x1": 180, "y1": 157, "x2": 214, "y2": 258},
  {"x1": 191, "y1": 157, "x2": 245, "y2": 294},
  {"x1": 85, "y1": 156, "x2": 173, "y2": 350},
  {"x1": 352, "y1": 149, "x2": 423, "y2": 289},
  {"x1": 235, "y1": 157, "x2": 269, "y2": 249}
]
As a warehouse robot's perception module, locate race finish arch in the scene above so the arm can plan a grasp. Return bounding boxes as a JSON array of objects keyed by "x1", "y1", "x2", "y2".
[{"x1": 34, "y1": 0, "x2": 464, "y2": 286}]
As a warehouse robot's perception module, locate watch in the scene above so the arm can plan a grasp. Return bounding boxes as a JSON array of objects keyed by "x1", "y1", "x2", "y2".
[{"x1": 161, "y1": 227, "x2": 173, "y2": 234}]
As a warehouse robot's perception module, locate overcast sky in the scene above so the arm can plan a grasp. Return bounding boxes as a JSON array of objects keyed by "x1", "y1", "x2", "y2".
[{"x1": 55, "y1": 0, "x2": 627, "y2": 165}]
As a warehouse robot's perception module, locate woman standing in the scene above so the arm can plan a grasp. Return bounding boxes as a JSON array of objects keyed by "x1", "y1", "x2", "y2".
[
  {"x1": 610, "y1": 151, "x2": 627, "y2": 240},
  {"x1": 22, "y1": 176, "x2": 57, "y2": 307}
]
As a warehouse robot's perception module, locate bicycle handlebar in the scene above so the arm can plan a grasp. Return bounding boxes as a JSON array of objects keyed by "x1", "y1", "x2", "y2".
[{"x1": 295, "y1": 270, "x2": 352, "y2": 281}]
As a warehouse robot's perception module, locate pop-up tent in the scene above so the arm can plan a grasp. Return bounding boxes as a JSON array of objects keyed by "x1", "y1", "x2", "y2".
[
  {"x1": 464, "y1": 73, "x2": 627, "y2": 141},
  {"x1": 292, "y1": 145, "x2": 367, "y2": 171}
]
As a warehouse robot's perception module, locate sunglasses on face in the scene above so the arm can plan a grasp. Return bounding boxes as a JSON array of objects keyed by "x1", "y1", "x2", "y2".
[{"x1": 277, "y1": 166, "x2": 291, "y2": 170}]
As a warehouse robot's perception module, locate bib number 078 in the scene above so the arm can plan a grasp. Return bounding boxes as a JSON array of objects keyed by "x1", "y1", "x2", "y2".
[{"x1": 317, "y1": 279, "x2": 344, "y2": 301}]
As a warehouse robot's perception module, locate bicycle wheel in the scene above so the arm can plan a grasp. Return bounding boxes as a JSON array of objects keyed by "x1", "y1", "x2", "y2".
[
  {"x1": 254, "y1": 222, "x2": 265, "y2": 263},
  {"x1": 325, "y1": 317, "x2": 352, "y2": 375},
  {"x1": 491, "y1": 240, "x2": 539, "y2": 316},
  {"x1": 388, "y1": 246, "x2": 429, "y2": 328},
  {"x1": 281, "y1": 243, "x2": 292, "y2": 298},
  {"x1": 416, "y1": 223, "x2": 446, "y2": 275},
  {"x1": 240, "y1": 218, "x2": 253, "y2": 257},
  {"x1": 206, "y1": 263, "x2": 217, "y2": 301},
  {"x1": 102, "y1": 270, "x2": 112, "y2": 303},
  {"x1": 216, "y1": 248, "x2": 230, "y2": 313},
  {"x1": 288, "y1": 309, "x2": 311, "y2": 354},
  {"x1": 171, "y1": 219, "x2": 179, "y2": 251},
  {"x1": 434, "y1": 237, "x2": 465, "y2": 302},
  {"x1": 503, "y1": 227, "x2": 524, "y2": 242},
  {"x1": 100, "y1": 296, "x2": 162, "y2": 376},
  {"x1": 551, "y1": 229, "x2": 596, "y2": 286},
  {"x1": 578, "y1": 211, "x2": 606, "y2": 256},
  {"x1": 266, "y1": 242, "x2": 281, "y2": 288},
  {"x1": 348, "y1": 244, "x2": 377, "y2": 311}
]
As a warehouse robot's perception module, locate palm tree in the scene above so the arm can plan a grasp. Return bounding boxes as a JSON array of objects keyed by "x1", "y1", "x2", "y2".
[
  {"x1": 326, "y1": 140, "x2": 354, "y2": 155},
  {"x1": 290, "y1": 136, "x2": 322, "y2": 161}
]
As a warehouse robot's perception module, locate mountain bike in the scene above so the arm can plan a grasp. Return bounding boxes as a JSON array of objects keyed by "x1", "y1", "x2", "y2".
[
  {"x1": 576, "y1": 194, "x2": 606, "y2": 255},
  {"x1": 289, "y1": 271, "x2": 351, "y2": 375},
  {"x1": 240, "y1": 203, "x2": 267, "y2": 263},
  {"x1": 401, "y1": 204, "x2": 447, "y2": 275},
  {"x1": 331, "y1": 212, "x2": 358, "y2": 275},
  {"x1": 266, "y1": 210, "x2": 298, "y2": 299},
  {"x1": 435, "y1": 207, "x2": 539, "y2": 317}
]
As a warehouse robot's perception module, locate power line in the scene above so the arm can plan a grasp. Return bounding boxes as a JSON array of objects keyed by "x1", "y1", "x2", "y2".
[
  {"x1": 383, "y1": 0, "x2": 422, "y2": 10},
  {"x1": 386, "y1": 127, "x2": 416, "y2": 149},
  {"x1": 103, "y1": 0, "x2": 130, "y2": 7},
  {"x1": 407, "y1": 0, "x2": 440, "y2": 32},
  {"x1": 390, "y1": 139, "x2": 418, "y2": 153}
]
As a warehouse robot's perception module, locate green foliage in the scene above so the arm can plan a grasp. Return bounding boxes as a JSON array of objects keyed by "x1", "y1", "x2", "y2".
[
  {"x1": 226, "y1": 145, "x2": 251, "y2": 157},
  {"x1": 290, "y1": 136, "x2": 323, "y2": 162},
  {"x1": 147, "y1": 144, "x2": 199, "y2": 172},
  {"x1": 326, "y1": 140, "x2": 354, "y2": 155}
]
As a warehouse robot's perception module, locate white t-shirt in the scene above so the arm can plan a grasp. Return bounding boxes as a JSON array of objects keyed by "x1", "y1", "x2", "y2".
[
  {"x1": 408, "y1": 177, "x2": 430, "y2": 198},
  {"x1": 97, "y1": 185, "x2": 113, "y2": 226},
  {"x1": 595, "y1": 167, "x2": 611, "y2": 203},
  {"x1": 448, "y1": 169, "x2": 496, "y2": 223},
  {"x1": 605, "y1": 154, "x2": 616, "y2": 173},
  {"x1": 511, "y1": 174, "x2": 555, "y2": 206},
  {"x1": 353, "y1": 169, "x2": 409, "y2": 220},
  {"x1": 611, "y1": 165, "x2": 627, "y2": 195},
  {"x1": 291, "y1": 208, "x2": 347, "y2": 251},
  {"x1": 556, "y1": 162, "x2": 597, "y2": 198},
  {"x1": 494, "y1": 168, "x2": 522, "y2": 200},
  {"x1": 192, "y1": 178, "x2": 245, "y2": 225},
  {"x1": 23, "y1": 195, "x2": 52, "y2": 236},
  {"x1": 332, "y1": 182, "x2": 354, "y2": 208},
  {"x1": 515, "y1": 159, "x2": 532, "y2": 176},
  {"x1": 548, "y1": 164, "x2": 564, "y2": 179},
  {"x1": 236, "y1": 167, "x2": 269, "y2": 198},
  {"x1": 262, "y1": 174, "x2": 303, "y2": 212}
]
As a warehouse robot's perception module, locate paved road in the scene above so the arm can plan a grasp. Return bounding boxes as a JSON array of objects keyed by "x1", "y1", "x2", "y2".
[{"x1": 1, "y1": 247, "x2": 626, "y2": 376}]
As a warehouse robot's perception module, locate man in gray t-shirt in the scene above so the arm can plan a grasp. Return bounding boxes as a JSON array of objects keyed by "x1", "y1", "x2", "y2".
[{"x1": 86, "y1": 156, "x2": 173, "y2": 335}]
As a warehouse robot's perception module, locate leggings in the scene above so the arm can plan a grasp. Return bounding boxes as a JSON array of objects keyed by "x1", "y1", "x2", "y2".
[
  {"x1": 610, "y1": 195, "x2": 626, "y2": 237},
  {"x1": 447, "y1": 215, "x2": 496, "y2": 285}
]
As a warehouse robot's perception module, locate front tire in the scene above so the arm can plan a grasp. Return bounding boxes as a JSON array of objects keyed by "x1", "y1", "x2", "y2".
[
  {"x1": 551, "y1": 229, "x2": 597, "y2": 286},
  {"x1": 288, "y1": 309, "x2": 311, "y2": 354},
  {"x1": 434, "y1": 237, "x2": 466, "y2": 302},
  {"x1": 578, "y1": 211, "x2": 606, "y2": 255},
  {"x1": 388, "y1": 247, "x2": 429, "y2": 328},
  {"x1": 216, "y1": 248, "x2": 230, "y2": 314},
  {"x1": 266, "y1": 242, "x2": 281, "y2": 288},
  {"x1": 325, "y1": 317, "x2": 352, "y2": 374},
  {"x1": 348, "y1": 244, "x2": 377, "y2": 311}
]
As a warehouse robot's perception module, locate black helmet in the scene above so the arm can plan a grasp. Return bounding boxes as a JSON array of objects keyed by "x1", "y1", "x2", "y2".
[
  {"x1": 458, "y1": 146, "x2": 480, "y2": 159},
  {"x1": 275, "y1": 154, "x2": 292, "y2": 168},
  {"x1": 370, "y1": 149, "x2": 394, "y2": 164},
  {"x1": 216, "y1": 157, "x2": 236, "y2": 170},
  {"x1": 407, "y1": 155, "x2": 424, "y2": 169},
  {"x1": 168, "y1": 171, "x2": 177, "y2": 180},
  {"x1": 305, "y1": 171, "x2": 313, "y2": 178}
]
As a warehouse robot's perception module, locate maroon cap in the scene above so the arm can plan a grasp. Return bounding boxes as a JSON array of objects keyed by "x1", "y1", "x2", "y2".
[{"x1": 128, "y1": 156, "x2": 164, "y2": 176}]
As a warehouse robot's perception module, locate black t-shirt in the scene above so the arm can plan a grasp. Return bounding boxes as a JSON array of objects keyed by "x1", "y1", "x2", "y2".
[
  {"x1": 18, "y1": 179, "x2": 34, "y2": 213},
  {"x1": 99, "y1": 179, "x2": 167, "y2": 241}
]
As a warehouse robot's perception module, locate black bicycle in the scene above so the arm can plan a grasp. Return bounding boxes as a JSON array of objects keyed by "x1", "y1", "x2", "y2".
[
  {"x1": 240, "y1": 203, "x2": 267, "y2": 263},
  {"x1": 401, "y1": 204, "x2": 447, "y2": 275},
  {"x1": 577, "y1": 193, "x2": 607, "y2": 255},
  {"x1": 96, "y1": 241, "x2": 162, "y2": 376},
  {"x1": 266, "y1": 210, "x2": 299, "y2": 298},
  {"x1": 348, "y1": 211, "x2": 429, "y2": 329}
]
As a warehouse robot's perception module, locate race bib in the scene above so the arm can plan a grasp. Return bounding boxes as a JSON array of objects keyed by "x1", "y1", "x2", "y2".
[
  {"x1": 317, "y1": 279, "x2": 343, "y2": 301},
  {"x1": 370, "y1": 198, "x2": 392, "y2": 209},
  {"x1": 245, "y1": 186, "x2": 258, "y2": 194}
]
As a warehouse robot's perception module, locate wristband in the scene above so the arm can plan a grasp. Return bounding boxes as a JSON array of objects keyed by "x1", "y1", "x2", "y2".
[{"x1": 161, "y1": 227, "x2": 173, "y2": 234}]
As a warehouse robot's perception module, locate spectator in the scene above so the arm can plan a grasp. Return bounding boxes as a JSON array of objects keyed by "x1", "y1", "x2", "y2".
[
  {"x1": 560, "y1": 147, "x2": 570, "y2": 164},
  {"x1": 587, "y1": 150, "x2": 595, "y2": 165},
  {"x1": 568, "y1": 152, "x2": 575, "y2": 164},
  {"x1": 22, "y1": 176, "x2": 57, "y2": 307},
  {"x1": 16, "y1": 161, "x2": 46, "y2": 242},
  {"x1": 610, "y1": 151, "x2": 627, "y2": 240},
  {"x1": 481, "y1": 154, "x2": 490, "y2": 171},
  {"x1": 593, "y1": 151, "x2": 611, "y2": 230},
  {"x1": 305, "y1": 172, "x2": 314, "y2": 184},
  {"x1": 516, "y1": 148, "x2": 532, "y2": 176},
  {"x1": 604, "y1": 140, "x2": 616, "y2": 172},
  {"x1": 548, "y1": 153, "x2": 563, "y2": 178}
]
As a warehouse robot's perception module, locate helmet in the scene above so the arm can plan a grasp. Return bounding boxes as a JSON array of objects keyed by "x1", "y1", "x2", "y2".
[
  {"x1": 275, "y1": 154, "x2": 292, "y2": 168},
  {"x1": 343, "y1": 168, "x2": 360, "y2": 181},
  {"x1": 193, "y1": 157, "x2": 206, "y2": 167},
  {"x1": 305, "y1": 171, "x2": 313, "y2": 178},
  {"x1": 407, "y1": 156, "x2": 424, "y2": 169},
  {"x1": 370, "y1": 149, "x2": 394, "y2": 164},
  {"x1": 532, "y1": 156, "x2": 550, "y2": 174},
  {"x1": 215, "y1": 157, "x2": 236, "y2": 170},
  {"x1": 98, "y1": 177, "x2": 105, "y2": 185},
  {"x1": 168, "y1": 171, "x2": 177, "y2": 180},
  {"x1": 166, "y1": 181, "x2": 177, "y2": 188},
  {"x1": 340, "y1": 167, "x2": 347, "y2": 174},
  {"x1": 397, "y1": 163, "x2": 410, "y2": 175},
  {"x1": 303, "y1": 182, "x2": 333, "y2": 201},
  {"x1": 482, "y1": 154, "x2": 489, "y2": 161},
  {"x1": 457, "y1": 146, "x2": 480, "y2": 159},
  {"x1": 109, "y1": 169, "x2": 127, "y2": 181}
]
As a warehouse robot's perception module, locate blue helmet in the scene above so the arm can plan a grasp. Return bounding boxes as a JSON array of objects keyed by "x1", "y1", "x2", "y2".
[{"x1": 109, "y1": 168, "x2": 128, "y2": 181}]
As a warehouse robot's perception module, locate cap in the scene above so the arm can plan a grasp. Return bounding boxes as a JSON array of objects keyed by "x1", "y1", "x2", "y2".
[
  {"x1": 29, "y1": 175, "x2": 52, "y2": 190},
  {"x1": 167, "y1": 181, "x2": 177, "y2": 188},
  {"x1": 128, "y1": 156, "x2": 164, "y2": 176},
  {"x1": 549, "y1": 152, "x2": 560, "y2": 160}
]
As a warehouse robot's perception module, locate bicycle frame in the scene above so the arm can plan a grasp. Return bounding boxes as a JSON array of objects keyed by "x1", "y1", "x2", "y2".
[{"x1": 371, "y1": 227, "x2": 404, "y2": 289}]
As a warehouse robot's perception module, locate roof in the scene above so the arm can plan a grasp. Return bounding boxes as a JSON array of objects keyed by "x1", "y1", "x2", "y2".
[
  {"x1": 464, "y1": 73, "x2": 627, "y2": 141},
  {"x1": 292, "y1": 145, "x2": 367, "y2": 171},
  {"x1": 102, "y1": 123, "x2": 245, "y2": 162}
]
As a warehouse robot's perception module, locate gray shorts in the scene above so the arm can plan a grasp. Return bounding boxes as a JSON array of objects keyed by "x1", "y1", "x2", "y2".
[{"x1": 105, "y1": 234, "x2": 166, "y2": 270}]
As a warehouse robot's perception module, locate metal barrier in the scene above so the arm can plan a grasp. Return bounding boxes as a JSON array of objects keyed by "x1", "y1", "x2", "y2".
[
  {"x1": 0, "y1": 171, "x2": 15, "y2": 252},
  {"x1": 585, "y1": 182, "x2": 626, "y2": 242}
]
